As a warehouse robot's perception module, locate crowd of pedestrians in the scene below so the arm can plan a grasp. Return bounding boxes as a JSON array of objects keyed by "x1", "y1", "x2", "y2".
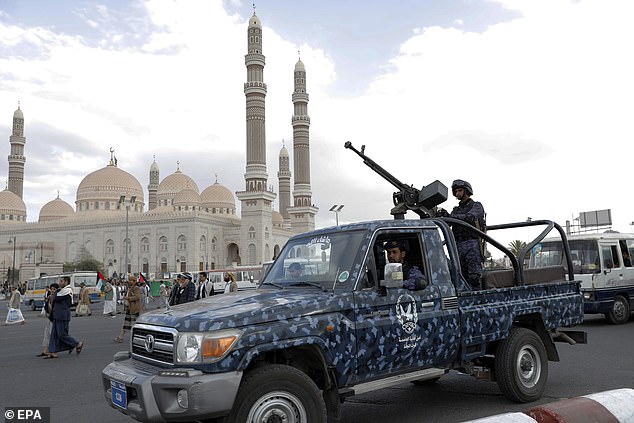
[{"x1": 3, "y1": 270, "x2": 243, "y2": 357}]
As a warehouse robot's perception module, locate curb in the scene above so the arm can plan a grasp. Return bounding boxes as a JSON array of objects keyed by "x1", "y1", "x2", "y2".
[{"x1": 462, "y1": 388, "x2": 634, "y2": 423}]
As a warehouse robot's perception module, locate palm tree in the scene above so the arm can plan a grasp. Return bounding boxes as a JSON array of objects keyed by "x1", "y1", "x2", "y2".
[{"x1": 508, "y1": 240, "x2": 527, "y2": 259}]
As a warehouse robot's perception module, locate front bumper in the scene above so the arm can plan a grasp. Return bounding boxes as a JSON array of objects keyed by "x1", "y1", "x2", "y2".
[{"x1": 102, "y1": 352, "x2": 242, "y2": 423}]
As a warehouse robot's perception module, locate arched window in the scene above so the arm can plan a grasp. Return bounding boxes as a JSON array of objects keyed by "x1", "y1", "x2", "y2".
[
  {"x1": 248, "y1": 226, "x2": 256, "y2": 240},
  {"x1": 178, "y1": 235, "x2": 187, "y2": 251},
  {"x1": 200, "y1": 235, "x2": 206, "y2": 252},
  {"x1": 212, "y1": 236, "x2": 217, "y2": 251},
  {"x1": 159, "y1": 236, "x2": 168, "y2": 252},
  {"x1": 265, "y1": 226, "x2": 270, "y2": 240},
  {"x1": 106, "y1": 239, "x2": 115, "y2": 254},
  {"x1": 141, "y1": 237, "x2": 150, "y2": 253}
]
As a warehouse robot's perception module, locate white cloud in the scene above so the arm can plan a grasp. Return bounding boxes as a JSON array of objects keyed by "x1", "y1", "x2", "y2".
[{"x1": 1, "y1": 0, "x2": 633, "y2": 249}]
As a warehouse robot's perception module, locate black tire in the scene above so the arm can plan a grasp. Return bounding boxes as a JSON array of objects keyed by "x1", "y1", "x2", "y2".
[
  {"x1": 495, "y1": 327, "x2": 548, "y2": 403},
  {"x1": 226, "y1": 364, "x2": 327, "y2": 423},
  {"x1": 605, "y1": 295, "x2": 631, "y2": 325}
]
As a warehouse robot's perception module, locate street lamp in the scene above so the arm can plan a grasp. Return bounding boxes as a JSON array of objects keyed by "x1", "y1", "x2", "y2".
[
  {"x1": 8, "y1": 236, "x2": 16, "y2": 289},
  {"x1": 329, "y1": 205, "x2": 344, "y2": 226},
  {"x1": 119, "y1": 195, "x2": 136, "y2": 278}
]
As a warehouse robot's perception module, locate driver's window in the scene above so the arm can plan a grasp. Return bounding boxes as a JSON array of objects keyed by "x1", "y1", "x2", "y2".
[{"x1": 368, "y1": 232, "x2": 428, "y2": 291}]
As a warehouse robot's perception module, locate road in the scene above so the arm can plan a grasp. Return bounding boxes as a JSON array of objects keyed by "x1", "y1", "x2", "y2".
[{"x1": 1, "y1": 302, "x2": 633, "y2": 423}]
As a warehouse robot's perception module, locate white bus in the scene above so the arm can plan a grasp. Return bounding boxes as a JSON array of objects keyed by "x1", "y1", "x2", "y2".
[
  {"x1": 23, "y1": 271, "x2": 100, "y2": 310},
  {"x1": 197, "y1": 266, "x2": 263, "y2": 293},
  {"x1": 529, "y1": 232, "x2": 634, "y2": 324}
]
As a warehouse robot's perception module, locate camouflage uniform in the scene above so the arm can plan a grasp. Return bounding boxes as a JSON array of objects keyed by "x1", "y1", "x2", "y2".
[
  {"x1": 402, "y1": 263, "x2": 425, "y2": 290},
  {"x1": 450, "y1": 198, "x2": 485, "y2": 289}
]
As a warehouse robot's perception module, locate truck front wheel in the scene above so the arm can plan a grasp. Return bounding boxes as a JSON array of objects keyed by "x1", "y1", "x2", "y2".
[
  {"x1": 495, "y1": 327, "x2": 548, "y2": 403},
  {"x1": 226, "y1": 364, "x2": 327, "y2": 423}
]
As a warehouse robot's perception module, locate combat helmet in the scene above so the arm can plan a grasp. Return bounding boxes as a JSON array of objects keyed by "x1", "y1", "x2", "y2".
[{"x1": 451, "y1": 179, "x2": 473, "y2": 196}]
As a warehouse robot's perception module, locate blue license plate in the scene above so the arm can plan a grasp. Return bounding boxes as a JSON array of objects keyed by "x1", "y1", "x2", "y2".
[{"x1": 111, "y1": 380, "x2": 127, "y2": 409}]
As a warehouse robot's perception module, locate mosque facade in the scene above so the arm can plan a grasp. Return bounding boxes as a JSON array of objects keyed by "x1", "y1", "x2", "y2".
[{"x1": 0, "y1": 12, "x2": 317, "y2": 283}]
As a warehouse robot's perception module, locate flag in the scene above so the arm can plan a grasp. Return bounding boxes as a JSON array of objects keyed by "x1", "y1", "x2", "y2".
[
  {"x1": 139, "y1": 273, "x2": 147, "y2": 284},
  {"x1": 96, "y1": 271, "x2": 107, "y2": 291}
]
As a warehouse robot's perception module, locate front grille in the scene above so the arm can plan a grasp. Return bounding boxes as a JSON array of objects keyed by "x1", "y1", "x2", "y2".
[{"x1": 131, "y1": 324, "x2": 177, "y2": 365}]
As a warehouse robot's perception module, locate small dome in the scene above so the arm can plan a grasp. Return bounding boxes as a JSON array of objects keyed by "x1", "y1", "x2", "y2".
[
  {"x1": 0, "y1": 189, "x2": 27, "y2": 223},
  {"x1": 150, "y1": 160, "x2": 159, "y2": 172},
  {"x1": 279, "y1": 145, "x2": 289, "y2": 157},
  {"x1": 173, "y1": 189, "x2": 201, "y2": 206},
  {"x1": 249, "y1": 12, "x2": 261, "y2": 28},
  {"x1": 76, "y1": 164, "x2": 144, "y2": 213},
  {"x1": 13, "y1": 106, "x2": 23, "y2": 119},
  {"x1": 201, "y1": 182, "x2": 236, "y2": 210},
  {"x1": 294, "y1": 59, "x2": 305, "y2": 72},
  {"x1": 272, "y1": 210, "x2": 284, "y2": 226},
  {"x1": 39, "y1": 196, "x2": 75, "y2": 222},
  {"x1": 157, "y1": 170, "x2": 199, "y2": 207}
]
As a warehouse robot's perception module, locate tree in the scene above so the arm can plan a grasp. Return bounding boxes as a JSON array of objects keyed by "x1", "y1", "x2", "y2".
[
  {"x1": 63, "y1": 247, "x2": 104, "y2": 272},
  {"x1": 508, "y1": 240, "x2": 528, "y2": 259}
]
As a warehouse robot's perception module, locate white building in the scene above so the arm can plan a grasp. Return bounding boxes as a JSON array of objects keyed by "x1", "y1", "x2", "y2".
[{"x1": 0, "y1": 11, "x2": 317, "y2": 283}]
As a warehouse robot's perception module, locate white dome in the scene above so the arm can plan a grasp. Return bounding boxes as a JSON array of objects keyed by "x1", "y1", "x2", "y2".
[
  {"x1": 76, "y1": 164, "x2": 144, "y2": 213},
  {"x1": 39, "y1": 196, "x2": 75, "y2": 222},
  {"x1": 0, "y1": 189, "x2": 27, "y2": 223},
  {"x1": 157, "y1": 170, "x2": 199, "y2": 207},
  {"x1": 201, "y1": 182, "x2": 235, "y2": 210},
  {"x1": 173, "y1": 188, "x2": 201, "y2": 206}
]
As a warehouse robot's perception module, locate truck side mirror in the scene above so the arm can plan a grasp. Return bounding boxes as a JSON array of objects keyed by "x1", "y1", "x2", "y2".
[{"x1": 381, "y1": 263, "x2": 403, "y2": 289}]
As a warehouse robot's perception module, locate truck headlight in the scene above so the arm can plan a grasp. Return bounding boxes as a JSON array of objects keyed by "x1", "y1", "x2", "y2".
[{"x1": 176, "y1": 330, "x2": 241, "y2": 364}]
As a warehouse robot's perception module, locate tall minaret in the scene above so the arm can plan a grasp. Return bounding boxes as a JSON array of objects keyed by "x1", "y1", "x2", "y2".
[
  {"x1": 277, "y1": 142, "x2": 291, "y2": 226},
  {"x1": 148, "y1": 156, "x2": 159, "y2": 210},
  {"x1": 236, "y1": 9, "x2": 276, "y2": 265},
  {"x1": 288, "y1": 58, "x2": 318, "y2": 233},
  {"x1": 8, "y1": 104, "x2": 26, "y2": 199}
]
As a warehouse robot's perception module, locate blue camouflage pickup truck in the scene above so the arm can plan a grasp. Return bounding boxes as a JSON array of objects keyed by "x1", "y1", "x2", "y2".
[{"x1": 102, "y1": 217, "x2": 586, "y2": 423}]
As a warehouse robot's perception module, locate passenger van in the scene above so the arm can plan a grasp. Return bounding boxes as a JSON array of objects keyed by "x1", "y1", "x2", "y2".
[
  {"x1": 197, "y1": 266, "x2": 262, "y2": 293},
  {"x1": 23, "y1": 271, "x2": 100, "y2": 309},
  {"x1": 529, "y1": 232, "x2": 634, "y2": 324}
]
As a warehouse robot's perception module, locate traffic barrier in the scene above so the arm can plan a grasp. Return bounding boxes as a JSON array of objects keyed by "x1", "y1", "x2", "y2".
[
  {"x1": 462, "y1": 412, "x2": 537, "y2": 422},
  {"x1": 461, "y1": 388, "x2": 634, "y2": 423},
  {"x1": 526, "y1": 388, "x2": 634, "y2": 423}
]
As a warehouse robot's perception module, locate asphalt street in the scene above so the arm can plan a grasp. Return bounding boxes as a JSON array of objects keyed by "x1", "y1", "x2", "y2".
[{"x1": 1, "y1": 300, "x2": 633, "y2": 423}]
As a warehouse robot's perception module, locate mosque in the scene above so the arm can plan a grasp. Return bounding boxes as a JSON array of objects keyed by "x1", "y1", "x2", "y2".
[{"x1": 0, "y1": 11, "x2": 318, "y2": 283}]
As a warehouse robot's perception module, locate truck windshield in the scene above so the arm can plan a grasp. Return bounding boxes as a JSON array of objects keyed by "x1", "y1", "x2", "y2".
[
  {"x1": 529, "y1": 240, "x2": 600, "y2": 274},
  {"x1": 260, "y1": 230, "x2": 366, "y2": 291}
]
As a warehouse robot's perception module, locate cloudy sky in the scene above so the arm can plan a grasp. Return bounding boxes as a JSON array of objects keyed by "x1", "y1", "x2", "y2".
[{"x1": 1, "y1": 0, "x2": 633, "y2": 251}]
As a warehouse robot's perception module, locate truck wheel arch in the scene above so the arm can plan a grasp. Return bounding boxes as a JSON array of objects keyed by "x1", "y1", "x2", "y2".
[
  {"x1": 239, "y1": 340, "x2": 333, "y2": 391},
  {"x1": 512, "y1": 313, "x2": 559, "y2": 362}
]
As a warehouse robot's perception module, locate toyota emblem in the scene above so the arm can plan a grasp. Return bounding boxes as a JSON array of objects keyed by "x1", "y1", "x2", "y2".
[{"x1": 144, "y1": 334, "x2": 155, "y2": 353}]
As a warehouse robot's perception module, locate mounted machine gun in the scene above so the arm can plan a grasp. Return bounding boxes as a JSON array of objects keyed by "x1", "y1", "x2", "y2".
[{"x1": 344, "y1": 141, "x2": 448, "y2": 219}]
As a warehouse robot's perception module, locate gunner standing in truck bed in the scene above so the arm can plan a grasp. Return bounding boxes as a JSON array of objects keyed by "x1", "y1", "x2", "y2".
[{"x1": 448, "y1": 179, "x2": 486, "y2": 290}]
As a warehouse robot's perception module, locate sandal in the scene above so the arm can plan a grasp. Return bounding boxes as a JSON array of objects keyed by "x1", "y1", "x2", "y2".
[
  {"x1": 113, "y1": 337, "x2": 123, "y2": 343},
  {"x1": 44, "y1": 354, "x2": 58, "y2": 359},
  {"x1": 36, "y1": 353, "x2": 48, "y2": 357},
  {"x1": 76, "y1": 341, "x2": 84, "y2": 355}
]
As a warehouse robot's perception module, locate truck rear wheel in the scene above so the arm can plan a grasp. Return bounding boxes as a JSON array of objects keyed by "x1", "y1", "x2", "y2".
[
  {"x1": 495, "y1": 327, "x2": 548, "y2": 403},
  {"x1": 605, "y1": 295, "x2": 630, "y2": 325},
  {"x1": 226, "y1": 364, "x2": 327, "y2": 423}
]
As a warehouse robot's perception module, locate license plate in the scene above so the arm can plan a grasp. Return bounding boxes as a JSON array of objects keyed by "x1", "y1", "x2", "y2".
[{"x1": 111, "y1": 380, "x2": 127, "y2": 409}]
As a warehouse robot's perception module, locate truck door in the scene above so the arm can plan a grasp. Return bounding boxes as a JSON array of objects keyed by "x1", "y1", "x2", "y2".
[{"x1": 353, "y1": 228, "x2": 461, "y2": 382}]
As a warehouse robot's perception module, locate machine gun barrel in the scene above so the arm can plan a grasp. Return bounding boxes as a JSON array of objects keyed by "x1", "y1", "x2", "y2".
[{"x1": 344, "y1": 141, "x2": 407, "y2": 192}]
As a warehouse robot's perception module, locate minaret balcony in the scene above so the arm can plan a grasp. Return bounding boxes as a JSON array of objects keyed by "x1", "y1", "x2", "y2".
[
  {"x1": 292, "y1": 92, "x2": 309, "y2": 102},
  {"x1": 244, "y1": 54, "x2": 266, "y2": 67},
  {"x1": 291, "y1": 116, "x2": 311, "y2": 124},
  {"x1": 7, "y1": 155, "x2": 26, "y2": 163},
  {"x1": 244, "y1": 82, "x2": 268, "y2": 95}
]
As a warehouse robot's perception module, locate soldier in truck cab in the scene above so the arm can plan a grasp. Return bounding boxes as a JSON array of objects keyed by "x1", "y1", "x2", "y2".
[
  {"x1": 448, "y1": 179, "x2": 486, "y2": 290},
  {"x1": 384, "y1": 240, "x2": 426, "y2": 290}
]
